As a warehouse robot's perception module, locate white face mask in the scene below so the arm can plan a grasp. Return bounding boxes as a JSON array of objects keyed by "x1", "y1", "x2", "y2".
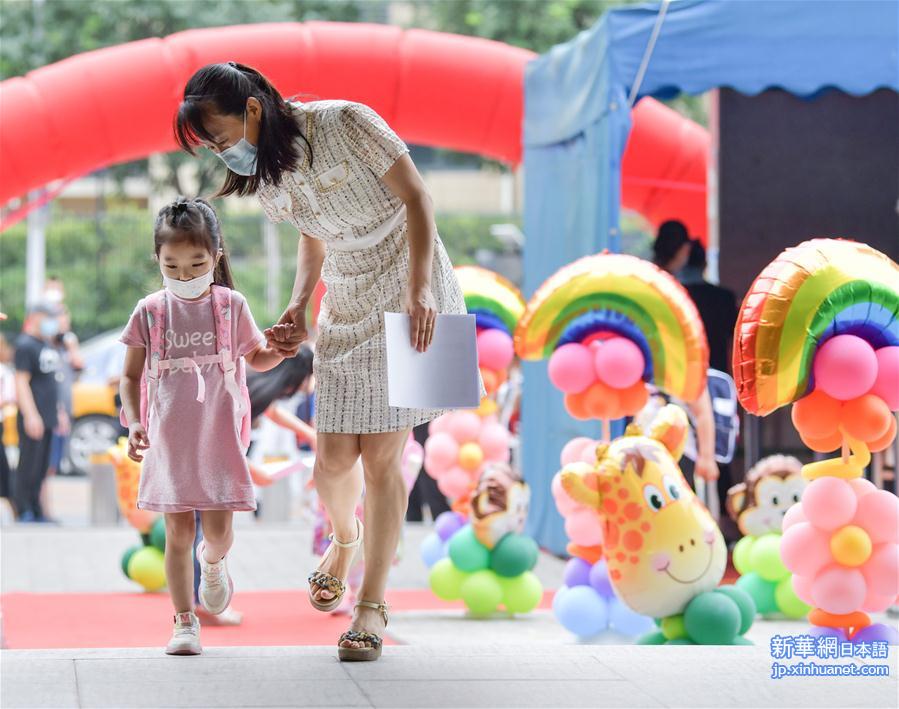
[{"x1": 162, "y1": 269, "x2": 214, "y2": 299}]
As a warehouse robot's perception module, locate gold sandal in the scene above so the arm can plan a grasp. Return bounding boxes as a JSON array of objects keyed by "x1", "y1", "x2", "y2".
[
  {"x1": 337, "y1": 600, "x2": 389, "y2": 662},
  {"x1": 307, "y1": 518, "x2": 363, "y2": 613}
]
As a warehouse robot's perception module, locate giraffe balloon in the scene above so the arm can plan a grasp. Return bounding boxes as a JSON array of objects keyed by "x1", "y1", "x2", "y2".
[{"x1": 561, "y1": 405, "x2": 730, "y2": 620}]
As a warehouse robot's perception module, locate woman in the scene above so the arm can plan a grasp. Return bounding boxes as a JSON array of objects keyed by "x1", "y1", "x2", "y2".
[{"x1": 176, "y1": 61, "x2": 471, "y2": 661}]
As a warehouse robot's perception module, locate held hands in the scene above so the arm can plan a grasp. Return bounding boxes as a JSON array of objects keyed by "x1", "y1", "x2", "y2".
[
  {"x1": 127, "y1": 424, "x2": 150, "y2": 463},
  {"x1": 406, "y1": 283, "x2": 437, "y2": 353},
  {"x1": 264, "y1": 301, "x2": 308, "y2": 358}
]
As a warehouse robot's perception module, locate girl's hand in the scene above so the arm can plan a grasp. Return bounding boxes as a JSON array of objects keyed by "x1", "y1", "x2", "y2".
[
  {"x1": 264, "y1": 301, "x2": 308, "y2": 358},
  {"x1": 406, "y1": 283, "x2": 437, "y2": 352},
  {"x1": 128, "y1": 424, "x2": 150, "y2": 463}
]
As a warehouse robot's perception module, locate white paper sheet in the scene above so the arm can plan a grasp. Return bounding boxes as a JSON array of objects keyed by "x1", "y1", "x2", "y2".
[{"x1": 385, "y1": 312, "x2": 480, "y2": 409}]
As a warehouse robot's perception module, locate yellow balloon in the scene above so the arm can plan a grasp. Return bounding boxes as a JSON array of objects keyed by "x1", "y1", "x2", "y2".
[
  {"x1": 830, "y1": 525, "x2": 872, "y2": 567},
  {"x1": 458, "y1": 442, "x2": 484, "y2": 472}
]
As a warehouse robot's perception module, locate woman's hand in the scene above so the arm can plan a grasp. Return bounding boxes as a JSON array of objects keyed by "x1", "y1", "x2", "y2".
[
  {"x1": 264, "y1": 301, "x2": 308, "y2": 358},
  {"x1": 127, "y1": 424, "x2": 150, "y2": 463},
  {"x1": 694, "y1": 452, "x2": 720, "y2": 482},
  {"x1": 406, "y1": 283, "x2": 437, "y2": 352}
]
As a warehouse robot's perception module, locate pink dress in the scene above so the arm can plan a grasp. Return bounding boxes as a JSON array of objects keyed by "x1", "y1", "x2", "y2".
[{"x1": 120, "y1": 289, "x2": 265, "y2": 512}]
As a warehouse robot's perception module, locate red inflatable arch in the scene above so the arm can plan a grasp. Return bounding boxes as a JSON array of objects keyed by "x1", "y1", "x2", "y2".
[{"x1": 0, "y1": 21, "x2": 707, "y2": 239}]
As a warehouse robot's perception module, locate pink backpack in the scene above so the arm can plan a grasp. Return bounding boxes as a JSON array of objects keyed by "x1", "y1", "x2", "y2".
[{"x1": 119, "y1": 285, "x2": 252, "y2": 450}]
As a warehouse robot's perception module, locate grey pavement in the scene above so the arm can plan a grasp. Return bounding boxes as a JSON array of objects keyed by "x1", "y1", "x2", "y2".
[{"x1": 2, "y1": 644, "x2": 896, "y2": 708}]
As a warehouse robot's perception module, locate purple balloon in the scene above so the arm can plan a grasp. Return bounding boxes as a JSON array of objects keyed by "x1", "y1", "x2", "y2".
[
  {"x1": 807, "y1": 626, "x2": 847, "y2": 641},
  {"x1": 589, "y1": 560, "x2": 615, "y2": 599},
  {"x1": 851, "y1": 623, "x2": 899, "y2": 645},
  {"x1": 564, "y1": 557, "x2": 592, "y2": 587},
  {"x1": 435, "y1": 511, "x2": 466, "y2": 541}
]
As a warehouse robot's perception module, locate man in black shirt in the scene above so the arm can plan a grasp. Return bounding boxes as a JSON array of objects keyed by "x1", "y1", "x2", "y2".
[{"x1": 13, "y1": 303, "x2": 63, "y2": 522}]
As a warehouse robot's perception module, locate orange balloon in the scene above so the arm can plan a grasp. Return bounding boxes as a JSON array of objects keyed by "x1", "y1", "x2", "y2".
[
  {"x1": 584, "y1": 381, "x2": 620, "y2": 420},
  {"x1": 481, "y1": 368, "x2": 500, "y2": 395},
  {"x1": 565, "y1": 390, "x2": 592, "y2": 420},
  {"x1": 791, "y1": 389, "x2": 841, "y2": 439},
  {"x1": 618, "y1": 381, "x2": 650, "y2": 417},
  {"x1": 868, "y1": 416, "x2": 897, "y2": 453},
  {"x1": 840, "y1": 394, "x2": 892, "y2": 442},
  {"x1": 800, "y1": 429, "x2": 843, "y2": 453}
]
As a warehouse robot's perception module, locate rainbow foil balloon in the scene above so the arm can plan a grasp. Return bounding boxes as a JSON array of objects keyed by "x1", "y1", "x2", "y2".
[
  {"x1": 457, "y1": 266, "x2": 526, "y2": 402},
  {"x1": 734, "y1": 237, "x2": 899, "y2": 645},
  {"x1": 515, "y1": 253, "x2": 708, "y2": 421}
]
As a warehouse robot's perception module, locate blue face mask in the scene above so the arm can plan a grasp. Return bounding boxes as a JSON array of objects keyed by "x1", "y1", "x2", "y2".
[
  {"x1": 216, "y1": 111, "x2": 257, "y2": 176},
  {"x1": 39, "y1": 318, "x2": 59, "y2": 340}
]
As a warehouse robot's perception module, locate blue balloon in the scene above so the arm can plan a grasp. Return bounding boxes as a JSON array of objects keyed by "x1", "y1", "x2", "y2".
[
  {"x1": 588, "y1": 560, "x2": 614, "y2": 599},
  {"x1": 420, "y1": 532, "x2": 448, "y2": 568},
  {"x1": 552, "y1": 585, "x2": 609, "y2": 637},
  {"x1": 435, "y1": 511, "x2": 466, "y2": 542},
  {"x1": 607, "y1": 597, "x2": 655, "y2": 636},
  {"x1": 563, "y1": 557, "x2": 592, "y2": 587}
]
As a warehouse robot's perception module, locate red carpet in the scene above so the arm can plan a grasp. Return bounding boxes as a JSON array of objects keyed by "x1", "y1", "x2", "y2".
[{"x1": 0, "y1": 589, "x2": 554, "y2": 650}]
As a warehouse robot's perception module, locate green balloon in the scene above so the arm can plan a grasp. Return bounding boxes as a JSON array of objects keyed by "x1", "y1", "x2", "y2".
[
  {"x1": 684, "y1": 590, "x2": 741, "y2": 645},
  {"x1": 731, "y1": 636, "x2": 754, "y2": 645},
  {"x1": 149, "y1": 517, "x2": 166, "y2": 553},
  {"x1": 490, "y1": 534, "x2": 539, "y2": 578},
  {"x1": 637, "y1": 630, "x2": 667, "y2": 645},
  {"x1": 120, "y1": 545, "x2": 143, "y2": 578},
  {"x1": 775, "y1": 576, "x2": 811, "y2": 619},
  {"x1": 749, "y1": 533, "x2": 788, "y2": 581},
  {"x1": 732, "y1": 536, "x2": 755, "y2": 575},
  {"x1": 735, "y1": 572, "x2": 778, "y2": 615},
  {"x1": 666, "y1": 638, "x2": 697, "y2": 645},
  {"x1": 448, "y1": 526, "x2": 491, "y2": 572},
  {"x1": 661, "y1": 614, "x2": 687, "y2": 640},
  {"x1": 714, "y1": 585, "x2": 756, "y2": 635},
  {"x1": 460, "y1": 569, "x2": 503, "y2": 616},
  {"x1": 498, "y1": 571, "x2": 543, "y2": 614},
  {"x1": 429, "y1": 558, "x2": 468, "y2": 601},
  {"x1": 127, "y1": 547, "x2": 166, "y2": 592}
]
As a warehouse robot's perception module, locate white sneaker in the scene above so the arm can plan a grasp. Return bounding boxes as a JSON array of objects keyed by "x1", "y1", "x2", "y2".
[
  {"x1": 165, "y1": 612, "x2": 201, "y2": 655},
  {"x1": 197, "y1": 540, "x2": 233, "y2": 615}
]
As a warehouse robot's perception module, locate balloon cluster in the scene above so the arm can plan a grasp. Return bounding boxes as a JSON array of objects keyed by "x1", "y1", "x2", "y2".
[
  {"x1": 548, "y1": 338, "x2": 649, "y2": 421},
  {"x1": 423, "y1": 511, "x2": 543, "y2": 615},
  {"x1": 553, "y1": 559, "x2": 654, "y2": 639},
  {"x1": 780, "y1": 476, "x2": 899, "y2": 642},
  {"x1": 424, "y1": 411, "x2": 512, "y2": 501},
  {"x1": 108, "y1": 437, "x2": 156, "y2": 533},
  {"x1": 477, "y1": 328, "x2": 515, "y2": 397},
  {"x1": 792, "y1": 338, "x2": 898, "y2": 452},
  {"x1": 121, "y1": 516, "x2": 167, "y2": 592},
  {"x1": 639, "y1": 587, "x2": 756, "y2": 646},
  {"x1": 733, "y1": 533, "x2": 809, "y2": 619}
]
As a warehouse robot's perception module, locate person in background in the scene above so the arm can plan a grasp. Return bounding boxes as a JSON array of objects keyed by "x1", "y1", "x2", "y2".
[
  {"x1": 13, "y1": 303, "x2": 64, "y2": 522},
  {"x1": 649, "y1": 221, "x2": 719, "y2": 485}
]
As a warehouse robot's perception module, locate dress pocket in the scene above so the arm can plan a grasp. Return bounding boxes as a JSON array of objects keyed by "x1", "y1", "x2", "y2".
[{"x1": 314, "y1": 160, "x2": 350, "y2": 192}]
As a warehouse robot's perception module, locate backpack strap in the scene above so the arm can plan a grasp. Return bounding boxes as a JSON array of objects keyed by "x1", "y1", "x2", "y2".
[
  {"x1": 143, "y1": 290, "x2": 168, "y2": 425},
  {"x1": 210, "y1": 286, "x2": 247, "y2": 418}
]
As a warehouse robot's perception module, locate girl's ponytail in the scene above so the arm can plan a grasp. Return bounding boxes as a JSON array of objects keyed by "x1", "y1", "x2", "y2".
[{"x1": 192, "y1": 198, "x2": 234, "y2": 289}]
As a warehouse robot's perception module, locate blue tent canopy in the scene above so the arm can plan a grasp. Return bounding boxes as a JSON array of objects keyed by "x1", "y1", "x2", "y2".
[{"x1": 521, "y1": 0, "x2": 899, "y2": 554}]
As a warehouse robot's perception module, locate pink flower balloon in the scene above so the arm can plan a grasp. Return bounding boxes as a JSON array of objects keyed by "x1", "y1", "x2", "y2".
[
  {"x1": 802, "y1": 477, "x2": 857, "y2": 530},
  {"x1": 871, "y1": 346, "x2": 899, "y2": 411},
  {"x1": 565, "y1": 508, "x2": 604, "y2": 547},
  {"x1": 862, "y1": 588, "x2": 896, "y2": 613},
  {"x1": 560, "y1": 437, "x2": 594, "y2": 467},
  {"x1": 438, "y1": 467, "x2": 472, "y2": 500},
  {"x1": 862, "y1": 543, "x2": 899, "y2": 597},
  {"x1": 552, "y1": 472, "x2": 583, "y2": 517},
  {"x1": 424, "y1": 432, "x2": 460, "y2": 476},
  {"x1": 848, "y1": 477, "x2": 878, "y2": 500},
  {"x1": 781, "y1": 503, "x2": 806, "y2": 532},
  {"x1": 791, "y1": 573, "x2": 816, "y2": 606},
  {"x1": 813, "y1": 334, "x2": 878, "y2": 401},
  {"x1": 429, "y1": 415, "x2": 449, "y2": 435},
  {"x1": 594, "y1": 337, "x2": 645, "y2": 390},
  {"x1": 781, "y1": 523, "x2": 831, "y2": 577},
  {"x1": 446, "y1": 411, "x2": 482, "y2": 443},
  {"x1": 853, "y1": 490, "x2": 899, "y2": 545},
  {"x1": 476, "y1": 329, "x2": 515, "y2": 372},
  {"x1": 578, "y1": 441, "x2": 600, "y2": 465},
  {"x1": 548, "y1": 344, "x2": 596, "y2": 394},
  {"x1": 811, "y1": 565, "x2": 867, "y2": 615},
  {"x1": 479, "y1": 422, "x2": 511, "y2": 461}
]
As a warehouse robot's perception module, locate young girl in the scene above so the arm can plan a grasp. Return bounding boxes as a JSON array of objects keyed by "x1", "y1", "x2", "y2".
[{"x1": 119, "y1": 198, "x2": 283, "y2": 655}]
